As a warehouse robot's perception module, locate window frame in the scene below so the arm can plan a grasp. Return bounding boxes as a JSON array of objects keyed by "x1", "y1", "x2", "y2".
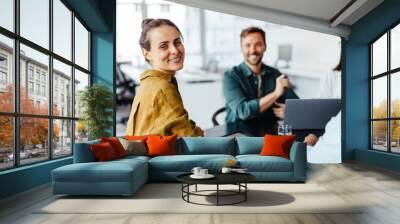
[
  {"x1": 0, "y1": 0, "x2": 92, "y2": 171},
  {"x1": 370, "y1": 21, "x2": 400, "y2": 154}
]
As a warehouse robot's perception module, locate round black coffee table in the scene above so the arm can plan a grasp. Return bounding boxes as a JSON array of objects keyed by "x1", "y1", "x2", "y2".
[{"x1": 177, "y1": 173, "x2": 255, "y2": 206}]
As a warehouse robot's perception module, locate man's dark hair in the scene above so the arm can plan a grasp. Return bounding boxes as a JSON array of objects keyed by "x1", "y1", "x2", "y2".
[{"x1": 240, "y1": 26, "x2": 266, "y2": 45}]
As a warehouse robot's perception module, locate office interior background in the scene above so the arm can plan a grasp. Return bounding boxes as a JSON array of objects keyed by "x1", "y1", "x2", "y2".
[{"x1": 116, "y1": 0, "x2": 341, "y2": 130}]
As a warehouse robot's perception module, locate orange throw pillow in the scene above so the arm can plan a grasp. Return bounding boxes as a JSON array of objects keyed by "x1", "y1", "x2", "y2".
[
  {"x1": 146, "y1": 135, "x2": 177, "y2": 157},
  {"x1": 101, "y1": 137, "x2": 127, "y2": 158},
  {"x1": 260, "y1": 134, "x2": 296, "y2": 159},
  {"x1": 91, "y1": 142, "x2": 117, "y2": 162}
]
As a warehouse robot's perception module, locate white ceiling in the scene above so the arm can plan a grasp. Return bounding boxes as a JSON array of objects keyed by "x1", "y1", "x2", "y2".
[
  {"x1": 225, "y1": 0, "x2": 352, "y2": 23},
  {"x1": 167, "y1": 0, "x2": 384, "y2": 37}
]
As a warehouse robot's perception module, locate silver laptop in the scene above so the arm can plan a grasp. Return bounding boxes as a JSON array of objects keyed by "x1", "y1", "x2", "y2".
[{"x1": 284, "y1": 99, "x2": 341, "y2": 130}]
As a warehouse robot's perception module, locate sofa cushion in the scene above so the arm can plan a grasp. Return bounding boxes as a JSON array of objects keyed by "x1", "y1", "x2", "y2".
[
  {"x1": 52, "y1": 159, "x2": 147, "y2": 183},
  {"x1": 236, "y1": 155, "x2": 293, "y2": 172},
  {"x1": 260, "y1": 135, "x2": 295, "y2": 159},
  {"x1": 147, "y1": 135, "x2": 177, "y2": 157},
  {"x1": 119, "y1": 138, "x2": 147, "y2": 156},
  {"x1": 148, "y1": 154, "x2": 235, "y2": 172},
  {"x1": 101, "y1": 137, "x2": 127, "y2": 158},
  {"x1": 91, "y1": 142, "x2": 118, "y2": 161},
  {"x1": 177, "y1": 137, "x2": 235, "y2": 155},
  {"x1": 115, "y1": 155, "x2": 150, "y2": 164},
  {"x1": 236, "y1": 137, "x2": 263, "y2": 155}
]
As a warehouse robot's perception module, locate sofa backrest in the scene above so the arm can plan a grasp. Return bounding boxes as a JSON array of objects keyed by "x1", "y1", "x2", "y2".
[
  {"x1": 75, "y1": 136, "x2": 267, "y2": 161},
  {"x1": 177, "y1": 137, "x2": 236, "y2": 155},
  {"x1": 235, "y1": 137, "x2": 263, "y2": 155},
  {"x1": 73, "y1": 139, "x2": 100, "y2": 163}
]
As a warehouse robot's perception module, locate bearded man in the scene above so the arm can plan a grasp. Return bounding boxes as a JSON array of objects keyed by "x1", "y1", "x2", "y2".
[{"x1": 223, "y1": 26, "x2": 318, "y2": 146}]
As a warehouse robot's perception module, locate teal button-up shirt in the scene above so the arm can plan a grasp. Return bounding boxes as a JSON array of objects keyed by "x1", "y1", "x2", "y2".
[{"x1": 223, "y1": 62, "x2": 299, "y2": 124}]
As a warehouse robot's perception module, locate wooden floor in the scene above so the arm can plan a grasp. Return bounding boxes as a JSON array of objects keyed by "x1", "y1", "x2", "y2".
[{"x1": 1, "y1": 162, "x2": 400, "y2": 224}]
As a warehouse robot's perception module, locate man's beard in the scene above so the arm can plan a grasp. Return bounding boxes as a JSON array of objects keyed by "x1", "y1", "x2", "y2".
[{"x1": 245, "y1": 53, "x2": 263, "y2": 66}]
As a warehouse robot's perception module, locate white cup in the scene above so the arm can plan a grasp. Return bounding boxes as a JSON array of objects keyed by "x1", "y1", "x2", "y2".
[
  {"x1": 191, "y1": 167, "x2": 202, "y2": 176},
  {"x1": 221, "y1": 167, "x2": 232, "y2": 174},
  {"x1": 199, "y1": 169, "x2": 208, "y2": 176}
]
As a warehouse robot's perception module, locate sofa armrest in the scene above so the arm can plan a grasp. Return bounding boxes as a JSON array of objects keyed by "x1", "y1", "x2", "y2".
[
  {"x1": 73, "y1": 140, "x2": 100, "y2": 163},
  {"x1": 289, "y1": 141, "x2": 307, "y2": 181}
]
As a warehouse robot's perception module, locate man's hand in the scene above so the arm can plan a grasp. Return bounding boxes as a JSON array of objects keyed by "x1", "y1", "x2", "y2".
[
  {"x1": 274, "y1": 74, "x2": 293, "y2": 98},
  {"x1": 303, "y1": 134, "x2": 319, "y2": 146},
  {"x1": 272, "y1": 102, "x2": 286, "y2": 119}
]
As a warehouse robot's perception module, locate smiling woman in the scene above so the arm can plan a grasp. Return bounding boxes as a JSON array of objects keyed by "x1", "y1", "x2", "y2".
[{"x1": 126, "y1": 18, "x2": 203, "y2": 137}]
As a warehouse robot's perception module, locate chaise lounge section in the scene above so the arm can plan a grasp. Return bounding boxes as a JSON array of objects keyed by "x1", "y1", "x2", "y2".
[{"x1": 52, "y1": 137, "x2": 306, "y2": 196}]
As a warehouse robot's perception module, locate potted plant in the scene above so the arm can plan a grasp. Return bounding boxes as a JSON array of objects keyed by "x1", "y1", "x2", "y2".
[{"x1": 79, "y1": 84, "x2": 114, "y2": 140}]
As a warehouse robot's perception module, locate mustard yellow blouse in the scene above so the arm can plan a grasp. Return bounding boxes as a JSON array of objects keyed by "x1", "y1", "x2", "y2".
[{"x1": 126, "y1": 69, "x2": 204, "y2": 137}]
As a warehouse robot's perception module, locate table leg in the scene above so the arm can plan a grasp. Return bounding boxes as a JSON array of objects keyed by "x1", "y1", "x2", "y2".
[
  {"x1": 195, "y1": 184, "x2": 197, "y2": 192},
  {"x1": 217, "y1": 184, "x2": 219, "y2": 206},
  {"x1": 245, "y1": 183, "x2": 247, "y2": 201},
  {"x1": 187, "y1": 184, "x2": 190, "y2": 202}
]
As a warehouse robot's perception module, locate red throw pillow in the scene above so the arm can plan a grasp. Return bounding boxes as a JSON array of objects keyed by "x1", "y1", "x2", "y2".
[
  {"x1": 146, "y1": 135, "x2": 177, "y2": 157},
  {"x1": 101, "y1": 137, "x2": 127, "y2": 158},
  {"x1": 260, "y1": 134, "x2": 296, "y2": 159},
  {"x1": 91, "y1": 142, "x2": 117, "y2": 162}
]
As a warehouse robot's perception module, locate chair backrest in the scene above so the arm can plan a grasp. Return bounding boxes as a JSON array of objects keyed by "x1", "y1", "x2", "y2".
[{"x1": 211, "y1": 107, "x2": 226, "y2": 126}]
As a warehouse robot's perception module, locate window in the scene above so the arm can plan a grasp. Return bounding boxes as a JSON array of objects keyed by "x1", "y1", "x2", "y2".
[
  {"x1": 0, "y1": 71, "x2": 6, "y2": 85},
  {"x1": 74, "y1": 69, "x2": 89, "y2": 118},
  {"x1": 0, "y1": 0, "x2": 91, "y2": 170},
  {"x1": 28, "y1": 67, "x2": 34, "y2": 80},
  {"x1": 0, "y1": 54, "x2": 7, "y2": 67},
  {"x1": 36, "y1": 83, "x2": 40, "y2": 95},
  {"x1": 28, "y1": 81, "x2": 34, "y2": 94},
  {"x1": 0, "y1": 0, "x2": 14, "y2": 32},
  {"x1": 20, "y1": 0, "x2": 49, "y2": 49},
  {"x1": 0, "y1": 34, "x2": 13, "y2": 113},
  {"x1": 371, "y1": 23, "x2": 400, "y2": 154},
  {"x1": 53, "y1": 0, "x2": 72, "y2": 60},
  {"x1": 0, "y1": 116, "x2": 13, "y2": 170},
  {"x1": 74, "y1": 18, "x2": 89, "y2": 70},
  {"x1": 35, "y1": 70, "x2": 41, "y2": 81},
  {"x1": 53, "y1": 119, "x2": 72, "y2": 158},
  {"x1": 0, "y1": 53, "x2": 8, "y2": 89},
  {"x1": 53, "y1": 59, "x2": 72, "y2": 116},
  {"x1": 42, "y1": 85, "x2": 46, "y2": 97}
]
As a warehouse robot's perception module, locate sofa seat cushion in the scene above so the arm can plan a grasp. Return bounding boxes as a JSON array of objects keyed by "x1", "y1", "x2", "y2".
[
  {"x1": 53, "y1": 159, "x2": 147, "y2": 183},
  {"x1": 149, "y1": 154, "x2": 235, "y2": 172},
  {"x1": 236, "y1": 155, "x2": 293, "y2": 172},
  {"x1": 116, "y1": 155, "x2": 150, "y2": 163}
]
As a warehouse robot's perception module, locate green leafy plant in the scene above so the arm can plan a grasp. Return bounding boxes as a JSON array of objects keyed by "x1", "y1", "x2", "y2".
[{"x1": 79, "y1": 84, "x2": 114, "y2": 140}]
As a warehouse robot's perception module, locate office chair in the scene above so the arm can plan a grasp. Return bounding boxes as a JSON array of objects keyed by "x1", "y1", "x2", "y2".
[{"x1": 211, "y1": 107, "x2": 226, "y2": 126}]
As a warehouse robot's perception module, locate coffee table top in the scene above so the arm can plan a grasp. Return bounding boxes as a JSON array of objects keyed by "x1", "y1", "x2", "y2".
[{"x1": 177, "y1": 172, "x2": 255, "y2": 185}]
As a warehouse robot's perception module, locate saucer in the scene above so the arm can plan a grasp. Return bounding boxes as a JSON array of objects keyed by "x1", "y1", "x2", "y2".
[{"x1": 190, "y1": 174, "x2": 215, "y2": 179}]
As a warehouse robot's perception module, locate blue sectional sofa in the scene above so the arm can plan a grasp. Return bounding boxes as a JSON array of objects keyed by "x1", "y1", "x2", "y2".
[{"x1": 52, "y1": 137, "x2": 307, "y2": 196}]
